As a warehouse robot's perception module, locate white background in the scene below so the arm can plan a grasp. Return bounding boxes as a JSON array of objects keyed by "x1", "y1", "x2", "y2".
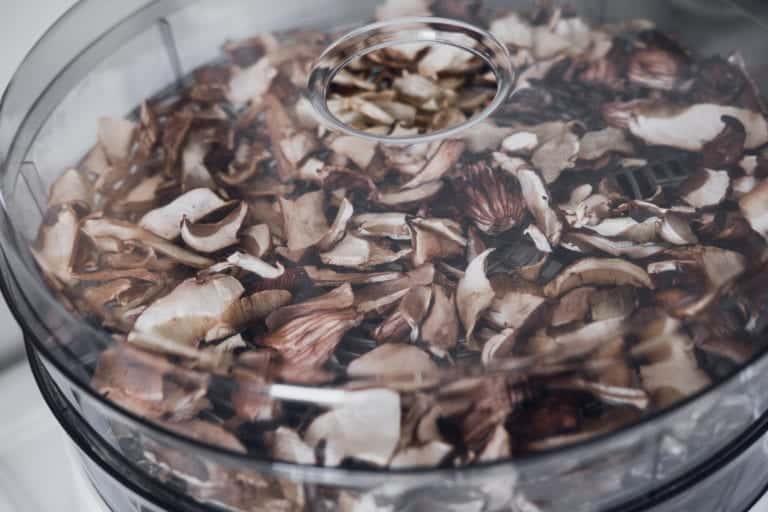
[{"x1": 0, "y1": 0, "x2": 767, "y2": 511}]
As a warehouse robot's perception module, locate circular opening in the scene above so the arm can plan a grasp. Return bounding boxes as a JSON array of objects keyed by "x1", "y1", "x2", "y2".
[{"x1": 308, "y1": 17, "x2": 514, "y2": 145}]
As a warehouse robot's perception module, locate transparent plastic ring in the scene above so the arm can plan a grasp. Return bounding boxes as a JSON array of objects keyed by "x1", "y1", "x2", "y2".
[{"x1": 307, "y1": 17, "x2": 515, "y2": 145}]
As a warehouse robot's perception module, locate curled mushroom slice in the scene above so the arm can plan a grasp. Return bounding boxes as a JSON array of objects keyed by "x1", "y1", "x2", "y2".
[
  {"x1": 212, "y1": 290, "x2": 293, "y2": 340},
  {"x1": 262, "y1": 307, "x2": 362, "y2": 367},
  {"x1": 181, "y1": 201, "x2": 248, "y2": 253},
  {"x1": 510, "y1": 164, "x2": 563, "y2": 246},
  {"x1": 81, "y1": 217, "x2": 214, "y2": 269},
  {"x1": 660, "y1": 213, "x2": 699, "y2": 245},
  {"x1": 140, "y1": 188, "x2": 226, "y2": 240},
  {"x1": 457, "y1": 249, "x2": 495, "y2": 346},
  {"x1": 373, "y1": 285, "x2": 433, "y2": 344},
  {"x1": 348, "y1": 344, "x2": 439, "y2": 390},
  {"x1": 279, "y1": 190, "x2": 330, "y2": 252},
  {"x1": 219, "y1": 252, "x2": 285, "y2": 279},
  {"x1": 404, "y1": 140, "x2": 465, "y2": 190},
  {"x1": 241, "y1": 224, "x2": 272, "y2": 258},
  {"x1": 739, "y1": 180, "x2": 768, "y2": 240},
  {"x1": 352, "y1": 213, "x2": 411, "y2": 241},
  {"x1": 458, "y1": 161, "x2": 526, "y2": 235},
  {"x1": 544, "y1": 258, "x2": 654, "y2": 298},
  {"x1": 355, "y1": 264, "x2": 435, "y2": 314},
  {"x1": 410, "y1": 221, "x2": 464, "y2": 267},
  {"x1": 605, "y1": 101, "x2": 768, "y2": 151},
  {"x1": 679, "y1": 169, "x2": 730, "y2": 209},
  {"x1": 129, "y1": 275, "x2": 244, "y2": 346},
  {"x1": 320, "y1": 235, "x2": 411, "y2": 270},
  {"x1": 306, "y1": 388, "x2": 401, "y2": 467},
  {"x1": 32, "y1": 204, "x2": 85, "y2": 286}
]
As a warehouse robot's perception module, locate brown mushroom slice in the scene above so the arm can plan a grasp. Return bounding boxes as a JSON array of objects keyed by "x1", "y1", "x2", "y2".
[
  {"x1": 305, "y1": 389, "x2": 401, "y2": 467},
  {"x1": 181, "y1": 201, "x2": 248, "y2": 253},
  {"x1": 457, "y1": 249, "x2": 495, "y2": 346},
  {"x1": 305, "y1": 267, "x2": 402, "y2": 287},
  {"x1": 320, "y1": 235, "x2": 411, "y2": 270},
  {"x1": 739, "y1": 179, "x2": 768, "y2": 240},
  {"x1": 564, "y1": 232, "x2": 667, "y2": 260},
  {"x1": 227, "y1": 57, "x2": 278, "y2": 108},
  {"x1": 241, "y1": 224, "x2": 272, "y2": 258},
  {"x1": 352, "y1": 213, "x2": 411, "y2": 241},
  {"x1": 267, "y1": 284, "x2": 353, "y2": 330},
  {"x1": 32, "y1": 204, "x2": 84, "y2": 286},
  {"x1": 544, "y1": 258, "x2": 654, "y2": 298},
  {"x1": 48, "y1": 168, "x2": 94, "y2": 208},
  {"x1": 373, "y1": 285, "x2": 433, "y2": 344},
  {"x1": 404, "y1": 140, "x2": 465, "y2": 190},
  {"x1": 486, "y1": 291, "x2": 548, "y2": 332},
  {"x1": 93, "y1": 345, "x2": 171, "y2": 401},
  {"x1": 679, "y1": 169, "x2": 730, "y2": 209},
  {"x1": 279, "y1": 190, "x2": 330, "y2": 252},
  {"x1": 377, "y1": 181, "x2": 444, "y2": 207},
  {"x1": 608, "y1": 101, "x2": 768, "y2": 151},
  {"x1": 390, "y1": 442, "x2": 453, "y2": 469},
  {"x1": 272, "y1": 427, "x2": 316, "y2": 464},
  {"x1": 318, "y1": 198, "x2": 354, "y2": 251},
  {"x1": 263, "y1": 307, "x2": 362, "y2": 367},
  {"x1": 632, "y1": 332, "x2": 711, "y2": 407},
  {"x1": 98, "y1": 117, "x2": 136, "y2": 162},
  {"x1": 218, "y1": 252, "x2": 285, "y2": 279},
  {"x1": 210, "y1": 290, "x2": 293, "y2": 341},
  {"x1": 421, "y1": 285, "x2": 459, "y2": 356},
  {"x1": 551, "y1": 287, "x2": 595, "y2": 327},
  {"x1": 355, "y1": 264, "x2": 435, "y2": 314},
  {"x1": 410, "y1": 223, "x2": 463, "y2": 267},
  {"x1": 459, "y1": 161, "x2": 526, "y2": 235},
  {"x1": 129, "y1": 275, "x2": 244, "y2": 346},
  {"x1": 578, "y1": 127, "x2": 634, "y2": 161},
  {"x1": 348, "y1": 344, "x2": 439, "y2": 391},
  {"x1": 264, "y1": 94, "x2": 310, "y2": 182},
  {"x1": 140, "y1": 188, "x2": 226, "y2": 240},
  {"x1": 81, "y1": 217, "x2": 214, "y2": 269}
]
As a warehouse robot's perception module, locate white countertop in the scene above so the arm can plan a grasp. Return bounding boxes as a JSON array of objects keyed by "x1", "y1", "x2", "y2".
[{"x1": 0, "y1": 1, "x2": 767, "y2": 511}]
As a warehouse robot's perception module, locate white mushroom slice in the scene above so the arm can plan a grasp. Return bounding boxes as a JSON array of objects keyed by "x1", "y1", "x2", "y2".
[
  {"x1": 319, "y1": 235, "x2": 411, "y2": 269},
  {"x1": 422, "y1": 285, "x2": 459, "y2": 356},
  {"x1": 279, "y1": 190, "x2": 330, "y2": 251},
  {"x1": 348, "y1": 344, "x2": 438, "y2": 384},
  {"x1": 585, "y1": 217, "x2": 643, "y2": 238},
  {"x1": 578, "y1": 127, "x2": 634, "y2": 161},
  {"x1": 506, "y1": 163, "x2": 563, "y2": 246},
  {"x1": 129, "y1": 275, "x2": 244, "y2": 346},
  {"x1": 241, "y1": 224, "x2": 271, "y2": 258},
  {"x1": 633, "y1": 332, "x2": 711, "y2": 407},
  {"x1": 305, "y1": 389, "x2": 401, "y2": 467},
  {"x1": 48, "y1": 168, "x2": 94, "y2": 208},
  {"x1": 660, "y1": 214, "x2": 699, "y2": 245},
  {"x1": 377, "y1": 100, "x2": 418, "y2": 125},
  {"x1": 544, "y1": 258, "x2": 654, "y2": 298},
  {"x1": 32, "y1": 205, "x2": 82, "y2": 285},
  {"x1": 394, "y1": 72, "x2": 441, "y2": 103},
  {"x1": 115, "y1": 173, "x2": 164, "y2": 213},
  {"x1": 227, "y1": 56, "x2": 278, "y2": 108},
  {"x1": 624, "y1": 103, "x2": 768, "y2": 151},
  {"x1": 140, "y1": 188, "x2": 226, "y2": 240},
  {"x1": 98, "y1": 117, "x2": 136, "y2": 162},
  {"x1": 272, "y1": 427, "x2": 316, "y2": 464},
  {"x1": 376, "y1": 0, "x2": 430, "y2": 20},
  {"x1": 486, "y1": 292, "x2": 548, "y2": 332},
  {"x1": 404, "y1": 140, "x2": 466, "y2": 190},
  {"x1": 81, "y1": 217, "x2": 214, "y2": 268},
  {"x1": 329, "y1": 136, "x2": 378, "y2": 170},
  {"x1": 352, "y1": 213, "x2": 411, "y2": 240},
  {"x1": 739, "y1": 180, "x2": 768, "y2": 240},
  {"x1": 457, "y1": 249, "x2": 495, "y2": 345},
  {"x1": 502, "y1": 132, "x2": 539, "y2": 155},
  {"x1": 463, "y1": 121, "x2": 515, "y2": 153},
  {"x1": 181, "y1": 202, "x2": 248, "y2": 253},
  {"x1": 305, "y1": 267, "x2": 401, "y2": 287},
  {"x1": 679, "y1": 169, "x2": 730, "y2": 209},
  {"x1": 377, "y1": 181, "x2": 444, "y2": 206},
  {"x1": 390, "y1": 442, "x2": 452, "y2": 469},
  {"x1": 226, "y1": 252, "x2": 285, "y2": 279},
  {"x1": 532, "y1": 127, "x2": 581, "y2": 184},
  {"x1": 525, "y1": 225, "x2": 553, "y2": 253}
]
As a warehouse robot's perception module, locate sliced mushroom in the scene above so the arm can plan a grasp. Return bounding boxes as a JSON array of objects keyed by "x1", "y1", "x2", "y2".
[
  {"x1": 227, "y1": 57, "x2": 278, "y2": 108},
  {"x1": 267, "y1": 284, "x2": 353, "y2": 330},
  {"x1": 318, "y1": 198, "x2": 354, "y2": 251},
  {"x1": 48, "y1": 168, "x2": 94, "y2": 208},
  {"x1": 271, "y1": 427, "x2": 316, "y2": 464},
  {"x1": 660, "y1": 213, "x2": 699, "y2": 245},
  {"x1": 502, "y1": 132, "x2": 539, "y2": 156},
  {"x1": 551, "y1": 287, "x2": 595, "y2": 327},
  {"x1": 679, "y1": 169, "x2": 730, "y2": 209},
  {"x1": 404, "y1": 140, "x2": 465, "y2": 190},
  {"x1": 373, "y1": 285, "x2": 433, "y2": 344},
  {"x1": 129, "y1": 275, "x2": 244, "y2": 346},
  {"x1": 507, "y1": 163, "x2": 563, "y2": 246},
  {"x1": 304, "y1": 266, "x2": 402, "y2": 287},
  {"x1": 458, "y1": 161, "x2": 526, "y2": 235},
  {"x1": 457, "y1": 249, "x2": 495, "y2": 346},
  {"x1": 544, "y1": 258, "x2": 654, "y2": 298},
  {"x1": 739, "y1": 179, "x2": 768, "y2": 240},
  {"x1": 578, "y1": 127, "x2": 634, "y2": 161},
  {"x1": 421, "y1": 285, "x2": 459, "y2": 356},
  {"x1": 215, "y1": 289, "x2": 292, "y2": 338},
  {"x1": 355, "y1": 264, "x2": 435, "y2": 314},
  {"x1": 181, "y1": 201, "x2": 248, "y2": 253},
  {"x1": 98, "y1": 117, "x2": 136, "y2": 162},
  {"x1": 241, "y1": 224, "x2": 272, "y2": 258},
  {"x1": 279, "y1": 190, "x2": 330, "y2": 251},
  {"x1": 348, "y1": 344, "x2": 439, "y2": 390},
  {"x1": 320, "y1": 234, "x2": 411, "y2": 270},
  {"x1": 590, "y1": 286, "x2": 638, "y2": 321},
  {"x1": 32, "y1": 204, "x2": 85, "y2": 286},
  {"x1": 305, "y1": 389, "x2": 400, "y2": 467},
  {"x1": 532, "y1": 125, "x2": 581, "y2": 184},
  {"x1": 140, "y1": 188, "x2": 226, "y2": 240},
  {"x1": 352, "y1": 213, "x2": 411, "y2": 241}
]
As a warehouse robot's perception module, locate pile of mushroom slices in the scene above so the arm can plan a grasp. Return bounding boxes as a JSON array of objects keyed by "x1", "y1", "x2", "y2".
[{"x1": 31, "y1": 0, "x2": 768, "y2": 476}]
